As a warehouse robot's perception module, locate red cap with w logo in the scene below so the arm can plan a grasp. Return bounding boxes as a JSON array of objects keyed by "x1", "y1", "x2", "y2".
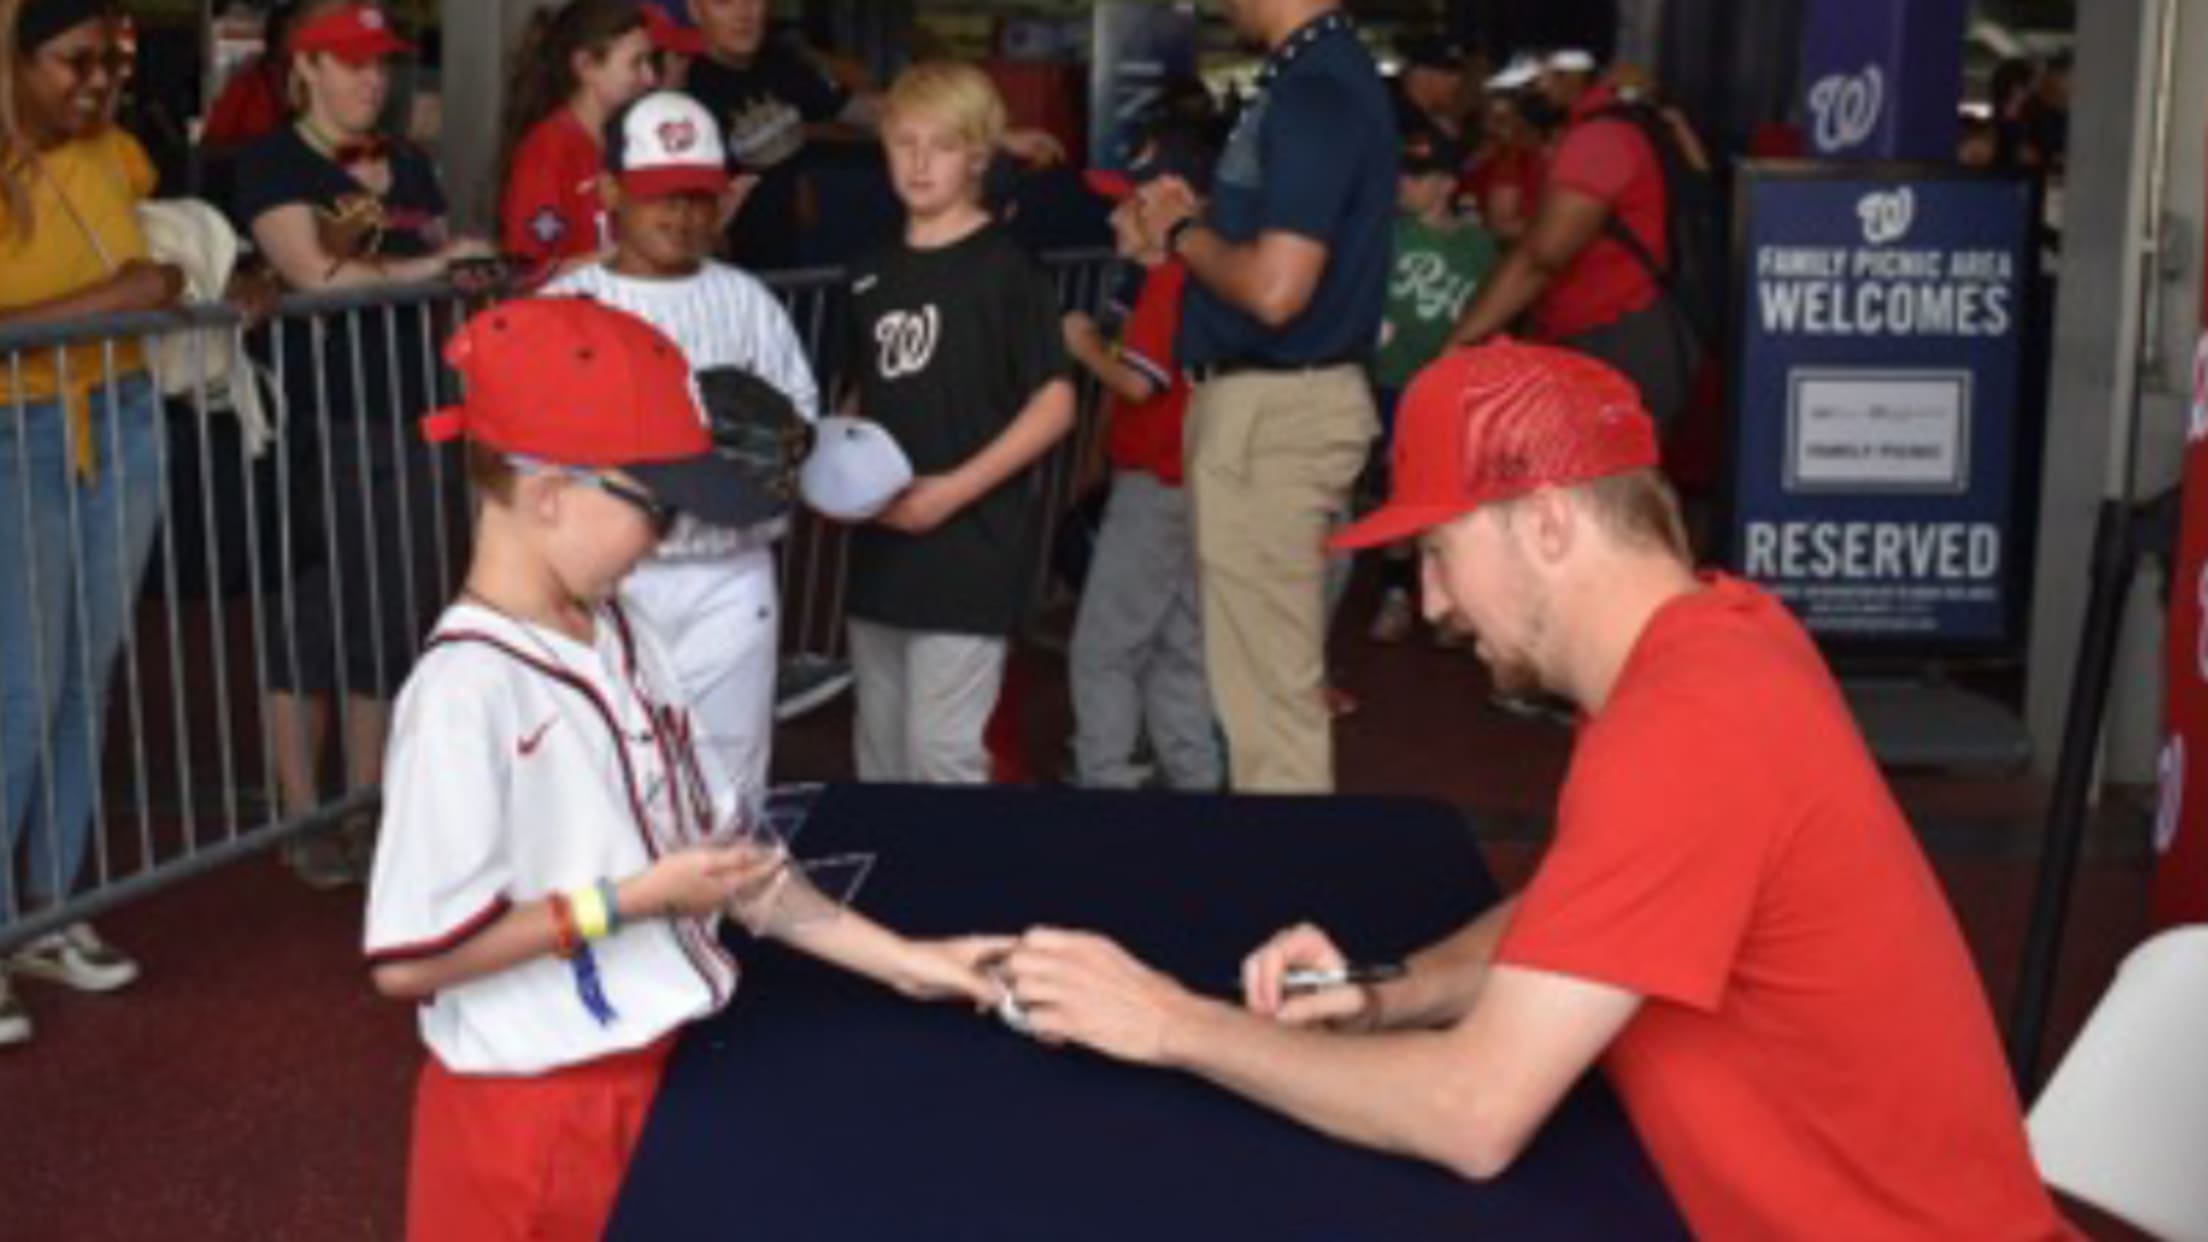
[{"x1": 1330, "y1": 340, "x2": 1659, "y2": 550}]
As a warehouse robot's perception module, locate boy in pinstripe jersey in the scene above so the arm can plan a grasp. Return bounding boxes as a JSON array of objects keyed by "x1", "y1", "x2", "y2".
[{"x1": 544, "y1": 90, "x2": 817, "y2": 797}]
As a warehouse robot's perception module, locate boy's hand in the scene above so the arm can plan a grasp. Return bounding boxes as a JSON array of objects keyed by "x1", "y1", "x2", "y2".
[
  {"x1": 621, "y1": 840, "x2": 787, "y2": 921},
  {"x1": 1134, "y1": 177, "x2": 1199, "y2": 249},
  {"x1": 895, "y1": 935, "x2": 1018, "y2": 1005},
  {"x1": 877, "y1": 474, "x2": 966, "y2": 535},
  {"x1": 1001, "y1": 127, "x2": 1066, "y2": 167},
  {"x1": 1062, "y1": 311, "x2": 1107, "y2": 363}
]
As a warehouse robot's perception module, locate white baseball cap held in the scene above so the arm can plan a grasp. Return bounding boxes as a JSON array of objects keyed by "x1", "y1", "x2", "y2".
[{"x1": 800, "y1": 417, "x2": 915, "y2": 521}]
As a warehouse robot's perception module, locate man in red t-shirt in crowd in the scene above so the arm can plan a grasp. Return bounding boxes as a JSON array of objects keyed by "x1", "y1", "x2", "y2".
[
  {"x1": 1003, "y1": 342, "x2": 2077, "y2": 1241},
  {"x1": 1462, "y1": 56, "x2": 1549, "y2": 244},
  {"x1": 1449, "y1": 50, "x2": 1693, "y2": 430}
]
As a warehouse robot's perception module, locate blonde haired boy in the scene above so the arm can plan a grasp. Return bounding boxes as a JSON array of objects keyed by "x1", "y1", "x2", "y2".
[{"x1": 838, "y1": 62, "x2": 1074, "y2": 783}]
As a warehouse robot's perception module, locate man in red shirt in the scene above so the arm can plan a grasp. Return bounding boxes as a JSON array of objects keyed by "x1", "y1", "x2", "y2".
[
  {"x1": 1449, "y1": 53, "x2": 1693, "y2": 429},
  {"x1": 1004, "y1": 342, "x2": 2075, "y2": 1240}
]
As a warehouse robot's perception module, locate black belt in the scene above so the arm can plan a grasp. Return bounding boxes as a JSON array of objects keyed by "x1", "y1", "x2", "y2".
[{"x1": 1186, "y1": 355, "x2": 1364, "y2": 384}]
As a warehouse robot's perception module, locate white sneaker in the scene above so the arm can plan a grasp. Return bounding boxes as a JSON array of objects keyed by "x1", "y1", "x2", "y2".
[
  {"x1": 774, "y1": 655, "x2": 855, "y2": 723},
  {"x1": 0, "y1": 972, "x2": 29, "y2": 1046},
  {"x1": 10, "y1": 921, "x2": 141, "y2": 993}
]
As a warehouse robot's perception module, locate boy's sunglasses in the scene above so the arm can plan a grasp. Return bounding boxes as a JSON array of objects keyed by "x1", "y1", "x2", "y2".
[
  {"x1": 591, "y1": 475, "x2": 681, "y2": 539},
  {"x1": 507, "y1": 457, "x2": 681, "y2": 538}
]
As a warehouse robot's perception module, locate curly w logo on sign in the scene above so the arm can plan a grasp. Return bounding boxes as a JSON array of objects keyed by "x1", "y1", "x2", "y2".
[
  {"x1": 1857, "y1": 188, "x2": 1915, "y2": 246},
  {"x1": 1808, "y1": 65, "x2": 1884, "y2": 154}
]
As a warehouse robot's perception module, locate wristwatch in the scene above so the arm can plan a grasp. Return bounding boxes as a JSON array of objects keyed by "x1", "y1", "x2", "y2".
[{"x1": 1164, "y1": 215, "x2": 1199, "y2": 255}]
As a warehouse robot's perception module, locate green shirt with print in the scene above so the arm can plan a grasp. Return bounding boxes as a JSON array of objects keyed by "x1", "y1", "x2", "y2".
[{"x1": 1374, "y1": 215, "x2": 1498, "y2": 391}]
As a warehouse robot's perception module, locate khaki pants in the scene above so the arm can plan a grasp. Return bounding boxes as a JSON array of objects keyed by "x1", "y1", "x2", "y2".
[{"x1": 1184, "y1": 366, "x2": 1377, "y2": 793}]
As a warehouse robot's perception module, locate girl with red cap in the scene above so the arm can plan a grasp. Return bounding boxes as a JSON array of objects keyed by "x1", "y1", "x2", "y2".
[{"x1": 232, "y1": 1, "x2": 495, "y2": 888}]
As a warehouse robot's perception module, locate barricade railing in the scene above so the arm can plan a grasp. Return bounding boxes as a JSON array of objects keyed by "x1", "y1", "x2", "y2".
[{"x1": 0, "y1": 248, "x2": 1118, "y2": 952}]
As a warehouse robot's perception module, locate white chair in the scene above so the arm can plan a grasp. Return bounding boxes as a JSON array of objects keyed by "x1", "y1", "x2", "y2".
[{"x1": 2028, "y1": 925, "x2": 2208, "y2": 1241}]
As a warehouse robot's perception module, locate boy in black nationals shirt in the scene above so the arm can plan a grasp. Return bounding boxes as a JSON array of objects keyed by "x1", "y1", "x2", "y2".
[{"x1": 841, "y1": 62, "x2": 1073, "y2": 784}]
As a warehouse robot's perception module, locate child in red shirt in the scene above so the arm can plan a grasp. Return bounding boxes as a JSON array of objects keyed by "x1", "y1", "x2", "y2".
[
  {"x1": 1062, "y1": 122, "x2": 1222, "y2": 791},
  {"x1": 498, "y1": 0, "x2": 701, "y2": 282}
]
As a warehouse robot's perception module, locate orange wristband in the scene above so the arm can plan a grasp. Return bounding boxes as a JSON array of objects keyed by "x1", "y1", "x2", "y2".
[{"x1": 548, "y1": 891, "x2": 580, "y2": 960}]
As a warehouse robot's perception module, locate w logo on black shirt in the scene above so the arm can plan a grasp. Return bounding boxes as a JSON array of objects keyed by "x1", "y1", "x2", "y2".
[{"x1": 875, "y1": 306, "x2": 941, "y2": 380}]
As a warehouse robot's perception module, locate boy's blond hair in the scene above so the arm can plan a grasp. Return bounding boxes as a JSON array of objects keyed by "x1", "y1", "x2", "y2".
[{"x1": 883, "y1": 60, "x2": 1008, "y2": 152}]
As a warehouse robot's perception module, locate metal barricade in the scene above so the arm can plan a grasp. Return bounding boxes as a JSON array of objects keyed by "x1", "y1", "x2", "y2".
[{"x1": 0, "y1": 249, "x2": 1117, "y2": 952}]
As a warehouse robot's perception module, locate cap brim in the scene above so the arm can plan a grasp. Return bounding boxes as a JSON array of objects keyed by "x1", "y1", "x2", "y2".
[
  {"x1": 297, "y1": 32, "x2": 414, "y2": 61},
  {"x1": 648, "y1": 26, "x2": 707, "y2": 55},
  {"x1": 1083, "y1": 170, "x2": 1137, "y2": 202},
  {"x1": 618, "y1": 166, "x2": 731, "y2": 201},
  {"x1": 1329, "y1": 501, "x2": 1477, "y2": 551},
  {"x1": 628, "y1": 456, "x2": 784, "y2": 529}
]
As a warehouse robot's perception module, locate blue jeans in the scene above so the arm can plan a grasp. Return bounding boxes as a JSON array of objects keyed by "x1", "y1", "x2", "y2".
[{"x1": 0, "y1": 374, "x2": 162, "y2": 919}]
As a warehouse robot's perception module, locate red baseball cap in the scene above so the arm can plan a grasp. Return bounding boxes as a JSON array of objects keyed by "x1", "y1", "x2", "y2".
[
  {"x1": 638, "y1": 3, "x2": 707, "y2": 56},
  {"x1": 424, "y1": 299, "x2": 761, "y2": 526},
  {"x1": 288, "y1": 4, "x2": 412, "y2": 63},
  {"x1": 1330, "y1": 340, "x2": 1659, "y2": 551}
]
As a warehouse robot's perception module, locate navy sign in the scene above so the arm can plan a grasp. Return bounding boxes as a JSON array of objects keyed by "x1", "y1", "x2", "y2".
[{"x1": 1727, "y1": 164, "x2": 2036, "y2": 650}]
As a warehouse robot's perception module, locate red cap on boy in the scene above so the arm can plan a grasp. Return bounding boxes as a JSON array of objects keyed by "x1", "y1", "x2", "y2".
[{"x1": 425, "y1": 299, "x2": 774, "y2": 528}]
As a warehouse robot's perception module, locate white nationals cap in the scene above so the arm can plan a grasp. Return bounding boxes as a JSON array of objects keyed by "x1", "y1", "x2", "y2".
[
  {"x1": 1486, "y1": 55, "x2": 1541, "y2": 92},
  {"x1": 607, "y1": 91, "x2": 732, "y2": 200},
  {"x1": 800, "y1": 417, "x2": 914, "y2": 521},
  {"x1": 1545, "y1": 48, "x2": 1598, "y2": 74}
]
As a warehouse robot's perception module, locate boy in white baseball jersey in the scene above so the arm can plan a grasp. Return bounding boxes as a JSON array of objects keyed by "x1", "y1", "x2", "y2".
[
  {"x1": 544, "y1": 89, "x2": 817, "y2": 794},
  {"x1": 365, "y1": 298, "x2": 1006, "y2": 1242}
]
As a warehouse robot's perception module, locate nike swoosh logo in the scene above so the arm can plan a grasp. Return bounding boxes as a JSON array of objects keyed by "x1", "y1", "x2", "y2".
[
  {"x1": 517, "y1": 718, "x2": 557, "y2": 757},
  {"x1": 852, "y1": 274, "x2": 879, "y2": 293}
]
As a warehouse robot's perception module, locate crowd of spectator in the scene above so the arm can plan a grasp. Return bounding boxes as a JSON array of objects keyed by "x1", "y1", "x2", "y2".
[{"x1": 3, "y1": 0, "x2": 2057, "y2": 1046}]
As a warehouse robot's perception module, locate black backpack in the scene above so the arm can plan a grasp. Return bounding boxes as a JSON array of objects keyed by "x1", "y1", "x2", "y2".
[{"x1": 1585, "y1": 101, "x2": 1728, "y2": 353}]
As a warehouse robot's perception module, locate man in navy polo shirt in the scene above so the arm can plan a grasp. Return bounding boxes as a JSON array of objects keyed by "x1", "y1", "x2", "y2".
[{"x1": 1133, "y1": 0, "x2": 1395, "y2": 794}]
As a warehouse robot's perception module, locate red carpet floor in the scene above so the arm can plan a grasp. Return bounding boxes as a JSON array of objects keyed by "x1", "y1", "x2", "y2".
[{"x1": 0, "y1": 602, "x2": 2157, "y2": 1240}]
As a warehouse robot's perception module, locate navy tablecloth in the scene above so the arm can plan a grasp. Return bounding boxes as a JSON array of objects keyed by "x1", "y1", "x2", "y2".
[{"x1": 607, "y1": 784, "x2": 1686, "y2": 1241}]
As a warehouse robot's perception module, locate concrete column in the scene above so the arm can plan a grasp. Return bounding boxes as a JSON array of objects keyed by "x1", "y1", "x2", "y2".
[
  {"x1": 2027, "y1": 0, "x2": 2206, "y2": 783},
  {"x1": 438, "y1": 0, "x2": 552, "y2": 235}
]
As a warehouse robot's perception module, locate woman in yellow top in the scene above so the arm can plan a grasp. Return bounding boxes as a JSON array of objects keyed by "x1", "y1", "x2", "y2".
[{"x1": 0, "y1": 0, "x2": 177, "y2": 1046}]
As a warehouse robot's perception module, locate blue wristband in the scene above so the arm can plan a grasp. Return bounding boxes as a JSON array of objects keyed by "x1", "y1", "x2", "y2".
[{"x1": 597, "y1": 878, "x2": 622, "y2": 934}]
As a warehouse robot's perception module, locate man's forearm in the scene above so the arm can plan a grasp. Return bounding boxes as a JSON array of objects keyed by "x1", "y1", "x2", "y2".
[
  {"x1": 1449, "y1": 248, "x2": 1551, "y2": 345},
  {"x1": 1175, "y1": 224, "x2": 1322, "y2": 328},
  {"x1": 1163, "y1": 999, "x2": 1502, "y2": 1178},
  {"x1": 1377, "y1": 898, "x2": 1519, "y2": 1030}
]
